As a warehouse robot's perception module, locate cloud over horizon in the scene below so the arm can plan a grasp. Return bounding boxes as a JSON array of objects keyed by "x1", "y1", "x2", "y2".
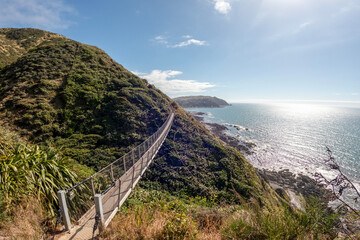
[
  {"x1": 0, "y1": 0, "x2": 74, "y2": 29},
  {"x1": 134, "y1": 70, "x2": 215, "y2": 95}
]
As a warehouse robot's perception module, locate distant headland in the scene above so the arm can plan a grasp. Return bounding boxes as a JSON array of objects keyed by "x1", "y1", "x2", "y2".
[{"x1": 173, "y1": 95, "x2": 230, "y2": 108}]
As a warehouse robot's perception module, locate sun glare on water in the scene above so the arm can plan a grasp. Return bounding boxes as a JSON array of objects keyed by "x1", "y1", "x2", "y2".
[{"x1": 271, "y1": 103, "x2": 336, "y2": 118}]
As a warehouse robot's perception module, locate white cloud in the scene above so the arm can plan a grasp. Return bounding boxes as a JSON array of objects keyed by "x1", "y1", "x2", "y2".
[
  {"x1": 351, "y1": 93, "x2": 359, "y2": 96},
  {"x1": 136, "y1": 70, "x2": 215, "y2": 95},
  {"x1": 172, "y1": 39, "x2": 207, "y2": 48},
  {"x1": 291, "y1": 21, "x2": 313, "y2": 34},
  {"x1": 299, "y1": 21, "x2": 312, "y2": 29},
  {"x1": 0, "y1": 0, "x2": 74, "y2": 29},
  {"x1": 268, "y1": 20, "x2": 314, "y2": 41},
  {"x1": 131, "y1": 71, "x2": 146, "y2": 76},
  {"x1": 153, "y1": 35, "x2": 207, "y2": 48},
  {"x1": 214, "y1": 0, "x2": 231, "y2": 15},
  {"x1": 153, "y1": 35, "x2": 168, "y2": 45}
]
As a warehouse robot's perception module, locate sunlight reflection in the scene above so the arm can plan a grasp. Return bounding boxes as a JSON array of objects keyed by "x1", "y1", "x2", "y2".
[{"x1": 271, "y1": 103, "x2": 336, "y2": 118}]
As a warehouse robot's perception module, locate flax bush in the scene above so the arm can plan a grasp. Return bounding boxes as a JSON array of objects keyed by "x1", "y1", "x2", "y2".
[{"x1": 0, "y1": 128, "x2": 76, "y2": 216}]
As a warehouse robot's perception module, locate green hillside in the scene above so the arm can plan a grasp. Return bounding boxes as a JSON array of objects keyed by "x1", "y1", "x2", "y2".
[
  {"x1": 0, "y1": 28, "x2": 64, "y2": 68},
  {"x1": 0, "y1": 28, "x2": 271, "y2": 203},
  {"x1": 0, "y1": 28, "x2": 338, "y2": 239},
  {"x1": 0, "y1": 28, "x2": 172, "y2": 170},
  {"x1": 174, "y1": 95, "x2": 230, "y2": 108}
]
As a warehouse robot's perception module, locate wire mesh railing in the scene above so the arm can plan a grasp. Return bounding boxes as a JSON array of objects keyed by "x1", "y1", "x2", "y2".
[{"x1": 59, "y1": 110, "x2": 175, "y2": 231}]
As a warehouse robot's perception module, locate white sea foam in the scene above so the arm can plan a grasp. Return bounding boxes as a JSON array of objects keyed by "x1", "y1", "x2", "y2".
[
  {"x1": 189, "y1": 103, "x2": 360, "y2": 209},
  {"x1": 225, "y1": 123, "x2": 249, "y2": 131}
]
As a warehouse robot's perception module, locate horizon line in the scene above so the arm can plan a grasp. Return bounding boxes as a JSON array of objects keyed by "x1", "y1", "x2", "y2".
[{"x1": 228, "y1": 99, "x2": 360, "y2": 104}]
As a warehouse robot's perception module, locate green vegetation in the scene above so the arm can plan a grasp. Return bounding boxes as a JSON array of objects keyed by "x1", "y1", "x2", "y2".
[
  {"x1": 174, "y1": 95, "x2": 230, "y2": 108},
  {"x1": 102, "y1": 187, "x2": 338, "y2": 240},
  {"x1": 0, "y1": 126, "x2": 80, "y2": 239},
  {"x1": 0, "y1": 127, "x2": 76, "y2": 217},
  {"x1": 0, "y1": 28, "x2": 270, "y2": 205},
  {"x1": 0, "y1": 28, "x2": 61, "y2": 68},
  {"x1": 0, "y1": 28, "x2": 342, "y2": 238},
  {"x1": 0, "y1": 28, "x2": 172, "y2": 171},
  {"x1": 221, "y1": 198, "x2": 338, "y2": 239},
  {"x1": 141, "y1": 108, "x2": 280, "y2": 207}
]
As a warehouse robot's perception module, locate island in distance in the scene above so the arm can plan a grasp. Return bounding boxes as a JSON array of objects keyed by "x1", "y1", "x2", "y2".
[{"x1": 174, "y1": 95, "x2": 230, "y2": 108}]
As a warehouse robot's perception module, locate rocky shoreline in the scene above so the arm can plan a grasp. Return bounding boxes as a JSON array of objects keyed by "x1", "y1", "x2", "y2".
[
  {"x1": 189, "y1": 111, "x2": 332, "y2": 205},
  {"x1": 190, "y1": 112, "x2": 256, "y2": 155},
  {"x1": 189, "y1": 110, "x2": 359, "y2": 237}
]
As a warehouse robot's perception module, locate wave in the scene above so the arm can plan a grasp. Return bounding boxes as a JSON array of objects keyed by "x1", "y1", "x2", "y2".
[{"x1": 225, "y1": 123, "x2": 249, "y2": 131}]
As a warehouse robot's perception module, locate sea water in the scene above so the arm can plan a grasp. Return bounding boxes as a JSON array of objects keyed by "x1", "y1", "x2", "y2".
[{"x1": 187, "y1": 102, "x2": 360, "y2": 193}]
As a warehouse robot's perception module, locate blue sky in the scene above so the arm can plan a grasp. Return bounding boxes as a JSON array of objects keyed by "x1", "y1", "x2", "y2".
[{"x1": 1, "y1": 0, "x2": 360, "y2": 103}]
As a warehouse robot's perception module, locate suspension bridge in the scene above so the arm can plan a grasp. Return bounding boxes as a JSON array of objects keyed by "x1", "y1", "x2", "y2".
[{"x1": 57, "y1": 110, "x2": 175, "y2": 240}]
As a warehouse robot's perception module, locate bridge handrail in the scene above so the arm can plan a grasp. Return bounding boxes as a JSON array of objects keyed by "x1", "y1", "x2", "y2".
[
  {"x1": 57, "y1": 109, "x2": 175, "y2": 236},
  {"x1": 64, "y1": 109, "x2": 174, "y2": 194}
]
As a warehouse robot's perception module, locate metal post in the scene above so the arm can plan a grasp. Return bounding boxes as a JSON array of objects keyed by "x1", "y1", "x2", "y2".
[
  {"x1": 138, "y1": 145, "x2": 141, "y2": 159},
  {"x1": 94, "y1": 194, "x2": 105, "y2": 231},
  {"x1": 110, "y1": 164, "x2": 114, "y2": 182},
  {"x1": 131, "y1": 151, "x2": 135, "y2": 188},
  {"x1": 132, "y1": 150, "x2": 135, "y2": 166},
  {"x1": 150, "y1": 144, "x2": 153, "y2": 160},
  {"x1": 57, "y1": 190, "x2": 72, "y2": 232},
  {"x1": 117, "y1": 179, "x2": 122, "y2": 208},
  {"x1": 91, "y1": 177, "x2": 96, "y2": 196},
  {"x1": 123, "y1": 156, "x2": 126, "y2": 172},
  {"x1": 140, "y1": 150, "x2": 144, "y2": 175}
]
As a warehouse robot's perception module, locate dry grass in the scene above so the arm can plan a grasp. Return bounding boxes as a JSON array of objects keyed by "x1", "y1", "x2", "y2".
[
  {"x1": 101, "y1": 208, "x2": 167, "y2": 239},
  {"x1": 101, "y1": 203, "x2": 229, "y2": 240},
  {"x1": 101, "y1": 204, "x2": 198, "y2": 240},
  {"x1": 0, "y1": 198, "x2": 46, "y2": 239}
]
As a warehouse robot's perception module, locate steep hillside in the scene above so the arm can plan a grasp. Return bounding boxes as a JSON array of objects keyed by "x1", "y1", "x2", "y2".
[
  {"x1": 0, "y1": 28, "x2": 172, "y2": 170},
  {"x1": 0, "y1": 28, "x2": 277, "y2": 205},
  {"x1": 0, "y1": 28, "x2": 63, "y2": 68},
  {"x1": 174, "y1": 95, "x2": 229, "y2": 108}
]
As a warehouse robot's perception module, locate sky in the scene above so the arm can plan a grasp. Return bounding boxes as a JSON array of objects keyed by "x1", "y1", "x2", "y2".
[{"x1": 0, "y1": 0, "x2": 360, "y2": 103}]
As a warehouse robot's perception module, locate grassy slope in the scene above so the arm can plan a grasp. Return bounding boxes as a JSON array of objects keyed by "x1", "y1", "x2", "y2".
[
  {"x1": 142, "y1": 108, "x2": 279, "y2": 206},
  {"x1": 0, "y1": 28, "x2": 64, "y2": 68},
  {"x1": 0, "y1": 28, "x2": 172, "y2": 170},
  {"x1": 0, "y1": 28, "x2": 339, "y2": 239},
  {"x1": 0, "y1": 28, "x2": 280, "y2": 207}
]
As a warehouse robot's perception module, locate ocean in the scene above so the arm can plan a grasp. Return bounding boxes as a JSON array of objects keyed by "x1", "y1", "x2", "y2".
[{"x1": 187, "y1": 102, "x2": 360, "y2": 198}]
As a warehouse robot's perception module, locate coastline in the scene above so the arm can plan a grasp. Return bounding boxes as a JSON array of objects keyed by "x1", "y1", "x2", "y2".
[
  {"x1": 189, "y1": 111, "x2": 332, "y2": 204},
  {"x1": 189, "y1": 110, "x2": 360, "y2": 237},
  {"x1": 190, "y1": 112, "x2": 255, "y2": 155}
]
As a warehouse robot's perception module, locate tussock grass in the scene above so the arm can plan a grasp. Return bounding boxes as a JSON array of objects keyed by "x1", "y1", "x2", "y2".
[
  {"x1": 0, "y1": 198, "x2": 46, "y2": 239},
  {"x1": 221, "y1": 198, "x2": 338, "y2": 240},
  {"x1": 101, "y1": 202, "x2": 197, "y2": 240},
  {"x1": 102, "y1": 188, "x2": 338, "y2": 240}
]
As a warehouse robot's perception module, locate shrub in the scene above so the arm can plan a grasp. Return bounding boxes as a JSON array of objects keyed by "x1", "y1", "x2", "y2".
[
  {"x1": 0, "y1": 130, "x2": 76, "y2": 216},
  {"x1": 162, "y1": 212, "x2": 197, "y2": 240},
  {"x1": 221, "y1": 198, "x2": 338, "y2": 240}
]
